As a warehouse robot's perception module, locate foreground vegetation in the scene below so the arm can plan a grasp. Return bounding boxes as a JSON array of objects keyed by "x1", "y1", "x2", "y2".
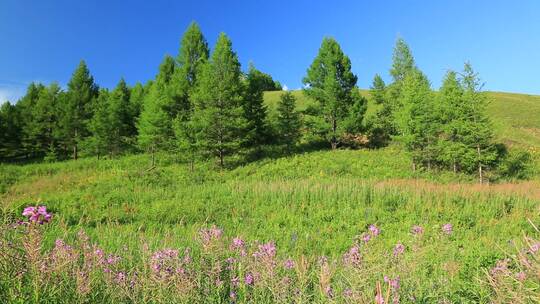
[{"x1": 1, "y1": 149, "x2": 540, "y2": 302}]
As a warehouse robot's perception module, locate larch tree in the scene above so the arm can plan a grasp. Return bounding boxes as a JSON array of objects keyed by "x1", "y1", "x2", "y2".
[
  {"x1": 17, "y1": 83, "x2": 46, "y2": 158},
  {"x1": 192, "y1": 32, "x2": 247, "y2": 168},
  {"x1": 137, "y1": 57, "x2": 176, "y2": 166},
  {"x1": 107, "y1": 78, "x2": 132, "y2": 155},
  {"x1": 0, "y1": 102, "x2": 21, "y2": 159},
  {"x1": 27, "y1": 83, "x2": 62, "y2": 158},
  {"x1": 368, "y1": 74, "x2": 393, "y2": 147},
  {"x1": 437, "y1": 70, "x2": 466, "y2": 172},
  {"x1": 60, "y1": 60, "x2": 98, "y2": 160},
  {"x1": 302, "y1": 37, "x2": 360, "y2": 149},
  {"x1": 243, "y1": 63, "x2": 270, "y2": 150},
  {"x1": 173, "y1": 21, "x2": 209, "y2": 168},
  {"x1": 128, "y1": 82, "x2": 146, "y2": 136},
  {"x1": 87, "y1": 89, "x2": 111, "y2": 159},
  {"x1": 459, "y1": 63, "x2": 498, "y2": 183},
  {"x1": 276, "y1": 91, "x2": 302, "y2": 153}
]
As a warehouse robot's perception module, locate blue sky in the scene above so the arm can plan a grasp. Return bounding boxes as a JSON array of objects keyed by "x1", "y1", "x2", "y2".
[{"x1": 1, "y1": 0, "x2": 539, "y2": 103}]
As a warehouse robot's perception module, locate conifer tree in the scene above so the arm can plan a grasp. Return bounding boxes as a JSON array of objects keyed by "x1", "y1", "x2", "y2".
[
  {"x1": 276, "y1": 91, "x2": 302, "y2": 153},
  {"x1": 87, "y1": 89, "x2": 111, "y2": 159},
  {"x1": 302, "y1": 37, "x2": 361, "y2": 149},
  {"x1": 128, "y1": 82, "x2": 145, "y2": 135},
  {"x1": 27, "y1": 83, "x2": 62, "y2": 157},
  {"x1": 137, "y1": 57, "x2": 176, "y2": 166},
  {"x1": 0, "y1": 102, "x2": 21, "y2": 159},
  {"x1": 401, "y1": 70, "x2": 439, "y2": 171},
  {"x1": 459, "y1": 63, "x2": 498, "y2": 183},
  {"x1": 192, "y1": 33, "x2": 246, "y2": 167},
  {"x1": 368, "y1": 74, "x2": 392, "y2": 146},
  {"x1": 17, "y1": 83, "x2": 46, "y2": 157},
  {"x1": 243, "y1": 63, "x2": 270, "y2": 149},
  {"x1": 60, "y1": 60, "x2": 98, "y2": 160},
  {"x1": 107, "y1": 78, "x2": 132, "y2": 155},
  {"x1": 437, "y1": 70, "x2": 466, "y2": 172}
]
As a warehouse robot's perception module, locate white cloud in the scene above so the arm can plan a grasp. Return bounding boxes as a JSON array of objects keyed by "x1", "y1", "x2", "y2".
[{"x1": 282, "y1": 85, "x2": 289, "y2": 91}]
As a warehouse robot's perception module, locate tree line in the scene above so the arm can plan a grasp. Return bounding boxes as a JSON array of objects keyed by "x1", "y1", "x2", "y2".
[{"x1": 0, "y1": 22, "x2": 527, "y2": 181}]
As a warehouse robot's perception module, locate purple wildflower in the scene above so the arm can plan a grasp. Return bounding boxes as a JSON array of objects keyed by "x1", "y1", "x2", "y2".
[
  {"x1": 253, "y1": 241, "x2": 276, "y2": 259},
  {"x1": 442, "y1": 223, "x2": 453, "y2": 235},
  {"x1": 244, "y1": 273, "x2": 254, "y2": 286},
  {"x1": 516, "y1": 271, "x2": 527, "y2": 281},
  {"x1": 22, "y1": 205, "x2": 52, "y2": 224},
  {"x1": 411, "y1": 225, "x2": 424, "y2": 235},
  {"x1": 231, "y1": 276, "x2": 240, "y2": 287},
  {"x1": 343, "y1": 245, "x2": 362, "y2": 267},
  {"x1": 369, "y1": 224, "x2": 380, "y2": 236},
  {"x1": 384, "y1": 276, "x2": 400, "y2": 291},
  {"x1": 284, "y1": 259, "x2": 295, "y2": 269},
  {"x1": 230, "y1": 291, "x2": 237, "y2": 300},
  {"x1": 362, "y1": 233, "x2": 371, "y2": 243},
  {"x1": 343, "y1": 288, "x2": 353, "y2": 297},
  {"x1": 231, "y1": 237, "x2": 245, "y2": 249},
  {"x1": 393, "y1": 243, "x2": 405, "y2": 257},
  {"x1": 529, "y1": 242, "x2": 540, "y2": 254}
]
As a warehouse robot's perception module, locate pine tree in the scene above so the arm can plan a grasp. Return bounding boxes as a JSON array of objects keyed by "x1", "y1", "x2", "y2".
[
  {"x1": 60, "y1": 60, "x2": 98, "y2": 160},
  {"x1": 137, "y1": 57, "x2": 176, "y2": 166},
  {"x1": 107, "y1": 78, "x2": 132, "y2": 155},
  {"x1": 368, "y1": 74, "x2": 392, "y2": 147},
  {"x1": 302, "y1": 37, "x2": 360, "y2": 149},
  {"x1": 276, "y1": 91, "x2": 302, "y2": 153},
  {"x1": 87, "y1": 89, "x2": 111, "y2": 159},
  {"x1": 438, "y1": 70, "x2": 466, "y2": 172},
  {"x1": 387, "y1": 38, "x2": 419, "y2": 134},
  {"x1": 173, "y1": 22, "x2": 210, "y2": 167},
  {"x1": 243, "y1": 63, "x2": 270, "y2": 149},
  {"x1": 459, "y1": 63, "x2": 498, "y2": 183},
  {"x1": 128, "y1": 82, "x2": 145, "y2": 135},
  {"x1": 16, "y1": 83, "x2": 46, "y2": 158},
  {"x1": 27, "y1": 83, "x2": 62, "y2": 158},
  {"x1": 192, "y1": 33, "x2": 246, "y2": 168},
  {"x1": 401, "y1": 70, "x2": 439, "y2": 171},
  {"x1": 0, "y1": 101, "x2": 21, "y2": 159}
]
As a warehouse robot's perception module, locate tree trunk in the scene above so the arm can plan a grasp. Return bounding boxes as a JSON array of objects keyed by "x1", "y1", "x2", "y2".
[
  {"x1": 331, "y1": 118, "x2": 337, "y2": 150},
  {"x1": 453, "y1": 160, "x2": 457, "y2": 173},
  {"x1": 477, "y1": 145, "x2": 483, "y2": 184},
  {"x1": 219, "y1": 150, "x2": 224, "y2": 168},
  {"x1": 73, "y1": 144, "x2": 78, "y2": 160},
  {"x1": 412, "y1": 161, "x2": 416, "y2": 172}
]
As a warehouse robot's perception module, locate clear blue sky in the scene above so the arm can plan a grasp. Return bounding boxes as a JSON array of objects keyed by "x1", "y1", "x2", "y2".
[{"x1": 1, "y1": 0, "x2": 539, "y2": 103}]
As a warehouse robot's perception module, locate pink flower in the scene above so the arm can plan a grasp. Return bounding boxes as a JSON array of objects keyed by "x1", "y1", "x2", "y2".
[
  {"x1": 231, "y1": 237, "x2": 245, "y2": 249},
  {"x1": 343, "y1": 245, "x2": 362, "y2": 267},
  {"x1": 284, "y1": 259, "x2": 295, "y2": 269},
  {"x1": 253, "y1": 241, "x2": 276, "y2": 258},
  {"x1": 393, "y1": 243, "x2": 405, "y2": 257},
  {"x1": 229, "y1": 291, "x2": 237, "y2": 300},
  {"x1": 369, "y1": 224, "x2": 380, "y2": 236},
  {"x1": 442, "y1": 223, "x2": 453, "y2": 235},
  {"x1": 22, "y1": 205, "x2": 52, "y2": 224},
  {"x1": 529, "y1": 242, "x2": 540, "y2": 254},
  {"x1": 362, "y1": 233, "x2": 371, "y2": 243},
  {"x1": 384, "y1": 276, "x2": 400, "y2": 290},
  {"x1": 244, "y1": 273, "x2": 254, "y2": 286},
  {"x1": 343, "y1": 288, "x2": 353, "y2": 297},
  {"x1": 411, "y1": 225, "x2": 424, "y2": 235},
  {"x1": 516, "y1": 271, "x2": 526, "y2": 281}
]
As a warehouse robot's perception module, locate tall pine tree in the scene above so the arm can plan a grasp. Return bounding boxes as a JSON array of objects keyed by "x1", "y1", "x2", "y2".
[
  {"x1": 60, "y1": 60, "x2": 98, "y2": 160},
  {"x1": 276, "y1": 91, "x2": 302, "y2": 153},
  {"x1": 107, "y1": 78, "x2": 132, "y2": 155},
  {"x1": 87, "y1": 89, "x2": 111, "y2": 159},
  {"x1": 192, "y1": 33, "x2": 246, "y2": 167},
  {"x1": 302, "y1": 37, "x2": 361, "y2": 149},
  {"x1": 243, "y1": 63, "x2": 270, "y2": 149}
]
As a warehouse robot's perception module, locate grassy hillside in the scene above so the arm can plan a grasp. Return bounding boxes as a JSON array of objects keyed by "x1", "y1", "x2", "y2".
[
  {"x1": 265, "y1": 90, "x2": 540, "y2": 149},
  {"x1": 1, "y1": 90, "x2": 540, "y2": 302}
]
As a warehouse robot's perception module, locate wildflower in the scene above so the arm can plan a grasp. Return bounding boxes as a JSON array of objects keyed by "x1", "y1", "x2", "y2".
[
  {"x1": 369, "y1": 224, "x2": 380, "y2": 236},
  {"x1": 393, "y1": 243, "x2": 405, "y2": 257},
  {"x1": 375, "y1": 293, "x2": 385, "y2": 304},
  {"x1": 343, "y1": 288, "x2": 353, "y2": 297},
  {"x1": 284, "y1": 259, "x2": 295, "y2": 269},
  {"x1": 490, "y1": 259, "x2": 510, "y2": 275},
  {"x1": 343, "y1": 245, "x2": 362, "y2": 267},
  {"x1": 22, "y1": 205, "x2": 52, "y2": 224},
  {"x1": 442, "y1": 223, "x2": 453, "y2": 235},
  {"x1": 384, "y1": 276, "x2": 400, "y2": 291},
  {"x1": 516, "y1": 271, "x2": 527, "y2": 281},
  {"x1": 199, "y1": 225, "x2": 223, "y2": 245},
  {"x1": 115, "y1": 271, "x2": 126, "y2": 283},
  {"x1": 324, "y1": 286, "x2": 334, "y2": 298},
  {"x1": 245, "y1": 273, "x2": 254, "y2": 286},
  {"x1": 411, "y1": 225, "x2": 424, "y2": 235},
  {"x1": 361, "y1": 233, "x2": 371, "y2": 243},
  {"x1": 253, "y1": 241, "x2": 276, "y2": 259},
  {"x1": 230, "y1": 291, "x2": 237, "y2": 300},
  {"x1": 231, "y1": 237, "x2": 245, "y2": 250}
]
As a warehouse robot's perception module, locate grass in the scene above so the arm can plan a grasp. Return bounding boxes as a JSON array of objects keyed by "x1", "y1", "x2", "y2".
[{"x1": 1, "y1": 90, "x2": 540, "y2": 302}]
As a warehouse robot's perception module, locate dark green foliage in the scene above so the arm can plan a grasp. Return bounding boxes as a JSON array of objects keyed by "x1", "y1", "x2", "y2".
[
  {"x1": 17, "y1": 83, "x2": 46, "y2": 157},
  {"x1": 128, "y1": 82, "x2": 145, "y2": 129},
  {"x1": 0, "y1": 102, "x2": 21, "y2": 159},
  {"x1": 497, "y1": 150, "x2": 531, "y2": 180},
  {"x1": 59, "y1": 60, "x2": 98, "y2": 160},
  {"x1": 192, "y1": 33, "x2": 247, "y2": 167},
  {"x1": 275, "y1": 91, "x2": 301, "y2": 152},
  {"x1": 302, "y1": 37, "x2": 361, "y2": 149},
  {"x1": 27, "y1": 83, "x2": 62, "y2": 158},
  {"x1": 367, "y1": 74, "x2": 392, "y2": 147},
  {"x1": 107, "y1": 78, "x2": 132, "y2": 154},
  {"x1": 87, "y1": 89, "x2": 111, "y2": 159},
  {"x1": 243, "y1": 63, "x2": 270, "y2": 148}
]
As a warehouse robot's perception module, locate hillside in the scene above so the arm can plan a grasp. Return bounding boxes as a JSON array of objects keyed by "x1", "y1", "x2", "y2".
[{"x1": 265, "y1": 90, "x2": 540, "y2": 149}]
